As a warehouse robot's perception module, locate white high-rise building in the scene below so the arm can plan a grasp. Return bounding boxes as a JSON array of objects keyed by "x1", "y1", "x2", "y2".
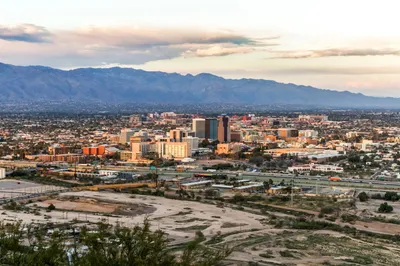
[
  {"x1": 192, "y1": 118, "x2": 206, "y2": 138},
  {"x1": 299, "y1": 130, "x2": 319, "y2": 138},
  {"x1": 183, "y1": 136, "x2": 199, "y2": 154},
  {"x1": 120, "y1": 128, "x2": 136, "y2": 144}
]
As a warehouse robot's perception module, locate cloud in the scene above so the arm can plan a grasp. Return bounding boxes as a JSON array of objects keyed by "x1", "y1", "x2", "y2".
[
  {"x1": 265, "y1": 66, "x2": 400, "y2": 75},
  {"x1": 271, "y1": 48, "x2": 400, "y2": 59},
  {"x1": 182, "y1": 45, "x2": 254, "y2": 57},
  {"x1": 0, "y1": 24, "x2": 51, "y2": 43},
  {"x1": 0, "y1": 24, "x2": 278, "y2": 67},
  {"x1": 63, "y1": 26, "x2": 264, "y2": 48}
]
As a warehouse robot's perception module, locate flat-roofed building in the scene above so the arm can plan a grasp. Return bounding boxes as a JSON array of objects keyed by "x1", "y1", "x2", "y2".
[
  {"x1": 205, "y1": 118, "x2": 218, "y2": 140},
  {"x1": 218, "y1": 115, "x2": 231, "y2": 143},
  {"x1": 157, "y1": 141, "x2": 191, "y2": 160},
  {"x1": 182, "y1": 136, "x2": 199, "y2": 153},
  {"x1": 278, "y1": 128, "x2": 299, "y2": 139},
  {"x1": 131, "y1": 136, "x2": 150, "y2": 160},
  {"x1": 120, "y1": 151, "x2": 133, "y2": 161},
  {"x1": 120, "y1": 128, "x2": 136, "y2": 144},
  {"x1": 192, "y1": 118, "x2": 206, "y2": 138}
]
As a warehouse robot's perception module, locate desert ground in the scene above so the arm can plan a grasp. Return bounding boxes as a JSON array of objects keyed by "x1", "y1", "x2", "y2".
[{"x1": 2, "y1": 190, "x2": 400, "y2": 265}]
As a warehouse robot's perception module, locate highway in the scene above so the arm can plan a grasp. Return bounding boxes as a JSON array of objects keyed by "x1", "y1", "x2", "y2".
[
  {"x1": 143, "y1": 168, "x2": 400, "y2": 191},
  {"x1": 68, "y1": 164, "x2": 400, "y2": 191}
]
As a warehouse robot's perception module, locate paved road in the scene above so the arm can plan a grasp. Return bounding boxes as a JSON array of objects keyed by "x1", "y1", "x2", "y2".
[{"x1": 69, "y1": 164, "x2": 400, "y2": 191}]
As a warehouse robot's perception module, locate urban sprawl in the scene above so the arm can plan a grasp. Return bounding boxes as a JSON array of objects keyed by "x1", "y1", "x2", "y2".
[{"x1": 1, "y1": 111, "x2": 400, "y2": 265}]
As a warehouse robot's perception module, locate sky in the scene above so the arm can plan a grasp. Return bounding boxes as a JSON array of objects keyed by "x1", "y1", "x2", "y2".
[{"x1": 1, "y1": 0, "x2": 400, "y2": 97}]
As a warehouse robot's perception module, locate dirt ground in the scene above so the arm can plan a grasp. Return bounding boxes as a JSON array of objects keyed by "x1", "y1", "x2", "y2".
[
  {"x1": 34, "y1": 199, "x2": 120, "y2": 213},
  {"x1": 357, "y1": 199, "x2": 400, "y2": 218},
  {"x1": 3, "y1": 191, "x2": 400, "y2": 265},
  {"x1": 3, "y1": 191, "x2": 266, "y2": 244}
]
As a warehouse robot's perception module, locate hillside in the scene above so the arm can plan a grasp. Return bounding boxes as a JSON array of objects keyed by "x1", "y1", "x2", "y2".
[{"x1": 0, "y1": 62, "x2": 399, "y2": 108}]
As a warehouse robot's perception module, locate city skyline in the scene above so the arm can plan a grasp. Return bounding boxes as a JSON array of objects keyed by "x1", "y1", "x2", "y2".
[{"x1": 1, "y1": 0, "x2": 400, "y2": 97}]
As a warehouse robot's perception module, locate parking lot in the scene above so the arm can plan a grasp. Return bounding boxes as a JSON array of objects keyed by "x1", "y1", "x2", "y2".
[{"x1": 0, "y1": 179, "x2": 64, "y2": 200}]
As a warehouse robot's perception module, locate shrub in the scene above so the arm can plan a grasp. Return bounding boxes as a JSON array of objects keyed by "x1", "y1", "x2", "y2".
[
  {"x1": 47, "y1": 204, "x2": 56, "y2": 211},
  {"x1": 358, "y1": 192, "x2": 369, "y2": 202},
  {"x1": 341, "y1": 214, "x2": 357, "y2": 223},
  {"x1": 195, "y1": 230, "x2": 205, "y2": 241},
  {"x1": 371, "y1": 193, "x2": 382, "y2": 200},
  {"x1": 231, "y1": 194, "x2": 246, "y2": 203},
  {"x1": 378, "y1": 202, "x2": 394, "y2": 213},
  {"x1": 384, "y1": 192, "x2": 399, "y2": 201},
  {"x1": 320, "y1": 206, "x2": 336, "y2": 215},
  {"x1": 279, "y1": 250, "x2": 295, "y2": 258}
]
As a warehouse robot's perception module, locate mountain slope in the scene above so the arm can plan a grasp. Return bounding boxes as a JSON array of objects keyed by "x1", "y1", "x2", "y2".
[{"x1": 0, "y1": 62, "x2": 398, "y2": 107}]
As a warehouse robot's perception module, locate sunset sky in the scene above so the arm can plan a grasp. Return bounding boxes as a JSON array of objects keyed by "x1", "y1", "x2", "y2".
[{"x1": 1, "y1": 0, "x2": 400, "y2": 96}]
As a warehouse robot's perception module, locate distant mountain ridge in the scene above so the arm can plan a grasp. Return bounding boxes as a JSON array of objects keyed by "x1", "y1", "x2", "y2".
[{"x1": 0, "y1": 62, "x2": 399, "y2": 108}]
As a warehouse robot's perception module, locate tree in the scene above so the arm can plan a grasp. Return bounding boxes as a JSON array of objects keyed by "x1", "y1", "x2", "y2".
[
  {"x1": 0, "y1": 221, "x2": 230, "y2": 266},
  {"x1": 199, "y1": 139, "x2": 210, "y2": 148},
  {"x1": 146, "y1": 172, "x2": 159, "y2": 186},
  {"x1": 179, "y1": 238, "x2": 231, "y2": 266},
  {"x1": 378, "y1": 202, "x2": 394, "y2": 213},
  {"x1": 384, "y1": 192, "x2": 400, "y2": 201},
  {"x1": 348, "y1": 153, "x2": 361, "y2": 163},
  {"x1": 204, "y1": 189, "x2": 217, "y2": 199},
  {"x1": 263, "y1": 181, "x2": 270, "y2": 190},
  {"x1": 358, "y1": 192, "x2": 369, "y2": 202},
  {"x1": 47, "y1": 203, "x2": 56, "y2": 211},
  {"x1": 249, "y1": 156, "x2": 264, "y2": 167}
]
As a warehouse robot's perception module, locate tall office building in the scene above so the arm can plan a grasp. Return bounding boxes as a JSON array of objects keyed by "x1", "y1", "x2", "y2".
[
  {"x1": 217, "y1": 115, "x2": 231, "y2": 143},
  {"x1": 205, "y1": 118, "x2": 218, "y2": 140},
  {"x1": 170, "y1": 129, "x2": 184, "y2": 142},
  {"x1": 120, "y1": 128, "x2": 136, "y2": 144},
  {"x1": 192, "y1": 118, "x2": 206, "y2": 138}
]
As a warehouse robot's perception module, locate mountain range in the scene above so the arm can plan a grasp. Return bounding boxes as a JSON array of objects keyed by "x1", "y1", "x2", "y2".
[{"x1": 0, "y1": 62, "x2": 399, "y2": 108}]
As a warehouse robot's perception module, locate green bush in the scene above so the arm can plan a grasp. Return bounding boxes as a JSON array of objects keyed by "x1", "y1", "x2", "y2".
[
  {"x1": 370, "y1": 193, "x2": 382, "y2": 200},
  {"x1": 279, "y1": 250, "x2": 295, "y2": 258},
  {"x1": 358, "y1": 192, "x2": 369, "y2": 202},
  {"x1": 320, "y1": 206, "x2": 337, "y2": 215},
  {"x1": 384, "y1": 192, "x2": 399, "y2": 201},
  {"x1": 341, "y1": 214, "x2": 357, "y2": 223},
  {"x1": 378, "y1": 202, "x2": 394, "y2": 213},
  {"x1": 47, "y1": 203, "x2": 56, "y2": 211}
]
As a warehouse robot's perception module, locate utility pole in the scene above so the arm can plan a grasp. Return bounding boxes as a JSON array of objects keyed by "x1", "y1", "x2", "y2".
[
  {"x1": 291, "y1": 174, "x2": 294, "y2": 206},
  {"x1": 74, "y1": 157, "x2": 77, "y2": 180}
]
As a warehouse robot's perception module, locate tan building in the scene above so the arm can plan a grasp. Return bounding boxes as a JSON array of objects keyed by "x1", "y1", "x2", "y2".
[
  {"x1": 156, "y1": 142, "x2": 190, "y2": 160},
  {"x1": 278, "y1": 128, "x2": 299, "y2": 139},
  {"x1": 131, "y1": 136, "x2": 150, "y2": 160},
  {"x1": 264, "y1": 134, "x2": 277, "y2": 142},
  {"x1": 170, "y1": 129, "x2": 184, "y2": 142},
  {"x1": 109, "y1": 134, "x2": 121, "y2": 144},
  {"x1": 216, "y1": 143, "x2": 232, "y2": 155},
  {"x1": 120, "y1": 151, "x2": 133, "y2": 161},
  {"x1": 26, "y1": 154, "x2": 84, "y2": 163}
]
